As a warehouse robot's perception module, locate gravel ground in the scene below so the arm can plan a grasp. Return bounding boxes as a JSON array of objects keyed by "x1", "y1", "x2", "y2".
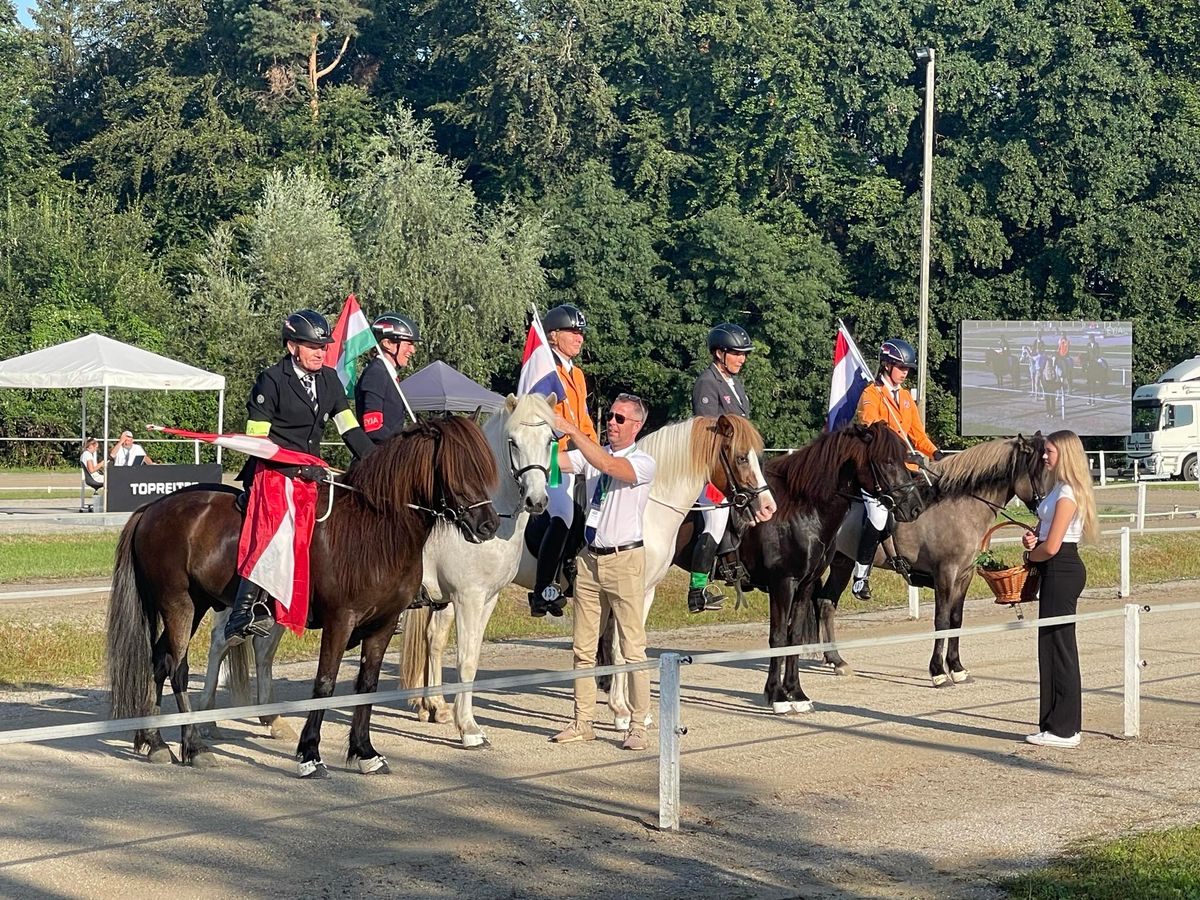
[{"x1": 1, "y1": 581, "x2": 1198, "y2": 899}]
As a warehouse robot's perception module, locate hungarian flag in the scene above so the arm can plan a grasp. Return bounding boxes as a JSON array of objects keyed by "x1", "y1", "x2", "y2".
[
  {"x1": 517, "y1": 307, "x2": 566, "y2": 399},
  {"x1": 147, "y1": 425, "x2": 323, "y2": 635},
  {"x1": 328, "y1": 293, "x2": 378, "y2": 396},
  {"x1": 827, "y1": 321, "x2": 873, "y2": 431}
]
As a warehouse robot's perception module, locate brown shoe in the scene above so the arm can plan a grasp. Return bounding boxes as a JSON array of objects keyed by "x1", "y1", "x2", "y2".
[
  {"x1": 622, "y1": 727, "x2": 648, "y2": 752},
  {"x1": 550, "y1": 720, "x2": 595, "y2": 744}
]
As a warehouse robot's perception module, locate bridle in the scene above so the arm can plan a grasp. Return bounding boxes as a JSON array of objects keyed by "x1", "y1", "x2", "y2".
[
  {"x1": 494, "y1": 423, "x2": 555, "y2": 519},
  {"x1": 718, "y1": 440, "x2": 768, "y2": 515},
  {"x1": 403, "y1": 427, "x2": 494, "y2": 535}
]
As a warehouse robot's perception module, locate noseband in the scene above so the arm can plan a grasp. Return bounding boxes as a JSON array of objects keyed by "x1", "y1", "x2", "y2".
[
  {"x1": 408, "y1": 427, "x2": 495, "y2": 533},
  {"x1": 719, "y1": 441, "x2": 768, "y2": 514}
]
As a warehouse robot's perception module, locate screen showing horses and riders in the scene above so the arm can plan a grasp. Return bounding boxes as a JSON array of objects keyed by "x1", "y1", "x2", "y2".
[{"x1": 959, "y1": 320, "x2": 1132, "y2": 437}]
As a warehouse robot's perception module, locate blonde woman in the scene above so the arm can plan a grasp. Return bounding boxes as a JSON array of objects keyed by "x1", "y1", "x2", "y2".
[{"x1": 1021, "y1": 430, "x2": 1098, "y2": 749}]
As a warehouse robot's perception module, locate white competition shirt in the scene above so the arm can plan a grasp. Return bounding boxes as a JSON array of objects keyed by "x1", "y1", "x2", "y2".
[
  {"x1": 1037, "y1": 481, "x2": 1084, "y2": 543},
  {"x1": 567, "y1": 444, "x2": 656, "y2": 549},
  {"x1": 113, "y1": 443, "x2": 147, "y2": 466},
  {"x1": 80, "y1": 450, "x2": 103, "y2": 483}
]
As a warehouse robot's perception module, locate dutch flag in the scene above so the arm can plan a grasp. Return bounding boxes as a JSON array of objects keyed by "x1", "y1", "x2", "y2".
[
  {"x1": 517, "y1": 307, "x2": 567, "y2": 400},
  {"x1": 827, "y1": 321, "x2": 873, "y2": 431}
]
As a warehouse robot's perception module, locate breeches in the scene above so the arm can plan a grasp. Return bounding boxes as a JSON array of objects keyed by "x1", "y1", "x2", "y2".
[
  {"x1": 547, "y1": 474, "x2": 576, "y2": 524},
  {"x1": 860, "y1": 491, "x2": 889, "y2": 529}
]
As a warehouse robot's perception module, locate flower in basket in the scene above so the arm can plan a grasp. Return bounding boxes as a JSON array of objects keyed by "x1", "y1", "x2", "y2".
[{"x1": 974, "y1": 548, "x2": 1020, "y2": 571}]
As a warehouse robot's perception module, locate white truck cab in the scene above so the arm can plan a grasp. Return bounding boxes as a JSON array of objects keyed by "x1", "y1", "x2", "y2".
[{"x1": 1125, "y1": 357, "x2": 1200, "y2": 481}]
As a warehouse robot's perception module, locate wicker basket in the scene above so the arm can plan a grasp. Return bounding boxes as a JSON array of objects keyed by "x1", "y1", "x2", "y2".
[{"x1": 976, "y1": 521, "x2": 1035, "y2": 605}]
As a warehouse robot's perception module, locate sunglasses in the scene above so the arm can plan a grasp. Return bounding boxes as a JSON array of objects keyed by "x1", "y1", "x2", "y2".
[{"x1": 605, "y1": 411, "x2": 641, "y2": 425}]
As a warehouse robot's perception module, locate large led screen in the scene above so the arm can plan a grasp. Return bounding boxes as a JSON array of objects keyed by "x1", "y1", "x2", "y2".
[{"x1": 959, "y1": 320, "x2": 1132, "y2": 436}]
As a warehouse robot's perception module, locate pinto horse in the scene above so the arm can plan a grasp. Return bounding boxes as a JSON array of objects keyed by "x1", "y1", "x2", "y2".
[
  {"x1": 737, "y1": 422, "x2": 923, "y2": 714},
  {"x1": 106, "y1": 416, "x2": 500, "y2": 776},
  {"x1": 817, "y1": 433, "x2": 1047, "y2": 686}
]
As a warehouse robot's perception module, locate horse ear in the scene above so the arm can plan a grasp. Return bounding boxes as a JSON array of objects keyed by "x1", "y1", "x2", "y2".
[
  {"x1": 470, "y1": 406, "x2": 485, "y2": 424},
  {"x1": 546, "y1": 391, "x2": 558, "y2": 408},
  {"x1": 715, "y1": 414, "x2": 735, "y2": 438},
  {"x1": 505, "y1": 393, "x2": 518, "y2": 412}
]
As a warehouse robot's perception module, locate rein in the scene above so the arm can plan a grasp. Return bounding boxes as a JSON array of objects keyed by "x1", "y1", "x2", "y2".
[{"x1": 919, "y1": 463, "x2": 1041, "y2": 531}]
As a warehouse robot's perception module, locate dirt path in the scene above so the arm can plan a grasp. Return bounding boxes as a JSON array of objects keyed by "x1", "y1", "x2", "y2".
[{"x1": 1, "y1": 585, "x2": 1199, "y2": 899}]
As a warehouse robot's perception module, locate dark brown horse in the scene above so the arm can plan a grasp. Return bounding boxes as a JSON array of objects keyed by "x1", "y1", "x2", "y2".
[
  {"x1": 106, "y1": 416, "x2": 500, "y2": 776},
  {"x1": 816, "y1": 433, "x2": 1047, "y2": 685},
  {"x1": 737, "y1": 422, "x2": 924, "y2": 714}
]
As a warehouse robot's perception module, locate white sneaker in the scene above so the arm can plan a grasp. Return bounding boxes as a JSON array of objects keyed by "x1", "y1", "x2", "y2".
[{"x1": 1026, "y1": 730, "x2": 1080, "y2": 749}]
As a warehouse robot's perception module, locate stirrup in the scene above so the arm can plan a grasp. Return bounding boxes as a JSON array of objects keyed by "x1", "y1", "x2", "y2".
[{"x1": 717, "y1": 557, "x2": 747, "y2": 586}]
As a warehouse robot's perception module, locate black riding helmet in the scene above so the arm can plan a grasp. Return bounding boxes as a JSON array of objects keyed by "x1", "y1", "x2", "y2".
[
  {"x1": 543, "y1": 304, "x2": 587, "y2": 333},
  {"x1": 371, "y1": 312, "x2": 421, "y2": 344},
  {"x1": 880, "y1": 338, "x2": 917, "y2": 369},
  {"x1": 708, "y1": 323, "x2": 753, "y2": 354},
  {"x1": 282, "y1": 309, "x2": 334, "y2": 346}
]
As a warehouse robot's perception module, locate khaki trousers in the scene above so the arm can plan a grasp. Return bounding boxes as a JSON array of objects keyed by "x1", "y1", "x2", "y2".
[{"x1": 570, "y1": 546, "x2": 649, "y2": 726}]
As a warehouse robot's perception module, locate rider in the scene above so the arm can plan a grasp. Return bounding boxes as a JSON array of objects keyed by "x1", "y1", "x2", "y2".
[
  {"x1": 687, "y1": 322, "x2": 753, "y2": 614},
  {"x1": 529, "y1": 303, "x2": 599, "y2": 617},
  {"x1": 851, "y1": 338, "x2": 942, "y2": 601},
  {"x1": 355, "y1": 311, "x2": 420, "y2": 444},
  {"x1": 226, "y1": 309, "x2": 376, "y2": 645}
]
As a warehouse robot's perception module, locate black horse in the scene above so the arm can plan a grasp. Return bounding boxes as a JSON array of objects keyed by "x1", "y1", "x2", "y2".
[
  {"x1": 738, "y1": 422, "x2": 924, "y2": 714},
  {"x1": 816, "y1": 433, "x2": 1047, "y2": 686},
  {"x1": 106, "y1": 416, "x2": 500, "y2": 776}
]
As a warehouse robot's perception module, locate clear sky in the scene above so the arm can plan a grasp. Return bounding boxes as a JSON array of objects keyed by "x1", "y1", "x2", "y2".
[{"x1": 15, "y1": 2, "x2": 33, "y2": 26}]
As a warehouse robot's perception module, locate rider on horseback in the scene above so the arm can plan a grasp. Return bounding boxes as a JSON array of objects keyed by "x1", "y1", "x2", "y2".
[
  {"x1": 852, "y1": 338, "x2": 942, "y2": 601},
  {"x1": 225, "y1": 309, "x2": 376, "y2": 646},
  {"x1": 529, "y1": 304, "x2": 598, "y2": 617},
  {"x1": 687, "y1": 322, "x2": 753, "y2": 614},
  {"x1": 355, "y1": 312, "x2": 420, "y2": 444}
]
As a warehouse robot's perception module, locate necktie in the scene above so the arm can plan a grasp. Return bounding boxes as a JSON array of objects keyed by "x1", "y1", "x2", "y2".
[
  {"x1": 892, "y1": 388, "x2": 900, "y2": 407},
  {"x1": 302, "y1": 373, "x2": 317, "y2": 409}
]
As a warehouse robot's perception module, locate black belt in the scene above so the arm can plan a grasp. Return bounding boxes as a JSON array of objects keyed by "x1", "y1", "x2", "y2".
[{"x1": 587, "y1": 541, "x2": 644, "y2": 556}]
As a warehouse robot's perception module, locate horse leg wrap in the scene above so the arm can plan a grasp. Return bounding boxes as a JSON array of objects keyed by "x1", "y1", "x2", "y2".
[
  {"x1": 296, "y1": 757, "x2": 328, "y2": 778},
  {"x1": 356, "y1": 755, "x2": 390, "y2": 775}
]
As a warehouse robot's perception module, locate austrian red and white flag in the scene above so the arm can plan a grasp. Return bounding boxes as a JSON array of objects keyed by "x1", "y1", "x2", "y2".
[
  {"x1": 517, "y1": 306, "x2": 566, "y2": 399},
  {"x1": 147, "y1": 425, "x2": 324, "y2": 634}
]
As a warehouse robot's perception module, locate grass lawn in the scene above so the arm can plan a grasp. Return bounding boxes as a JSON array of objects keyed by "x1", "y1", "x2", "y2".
[{"x1": 1005, "y1": 824, "x2": 1200, "y2": 898}]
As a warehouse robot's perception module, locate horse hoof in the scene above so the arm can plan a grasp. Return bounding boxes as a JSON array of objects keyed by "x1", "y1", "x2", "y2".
[
  {"x1": 950, "y1": 669, "x2": 972, "y2": 684},
  {"x1": 189, "y1": 751, "x2": 219, "y2": 769},
  {"x1": 790, "y1": 700, "x2": 815, "y2": 714},
  {"x1": 297, "y1": 759, "x2": 330, "y2": 779},
  {"x1": 147, "y1": 747, "x2": 175, "y2": 765},
  {"x1": 433, "y1": 707, "x2": 453, "y2": 725},
  {"x1": 462, "y1": 736, "x2": 492, "y2": 751},
  {"x1": 269, "y1": 721, "x2": 299, "y2": 742},
  {"x1": 833, "y1": 663, "x2": 854, "y2": 677},
  {"x1": 931, "y1": 674, "x2": 951, "y2": 688},
  {"x1": 199, "y1": 725, "x2": 226, "y2": 741},
  {"x1": 356, "y1": 755, "x2": 390, "y2": 775},
  {"x1": 416, "y1": 706, "x2": 431, "y2": 723},
  {"x1": 613, "y1": 715, "x2": 632, "y2": 732}
]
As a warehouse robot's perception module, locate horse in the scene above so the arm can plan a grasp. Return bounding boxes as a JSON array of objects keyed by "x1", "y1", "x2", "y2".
[
  {"x1": 733, "y1": 422, "x2": 924, "y2": 714},
  {"x1": 201, "y1": 393, "x2": 556, "y2": 752},
  {"x1": 1081, "y1": 354, "x2": 1110, "y2": 406},
  {"x1": 405, "y1": 413, "x2": 778, "y2": 736},
  {"x1": 816, "y1": 433, "x2": 1047, "y2": 686},
  {"x1": 106, "y1": 416, "x2": 500, "y2": 777},
  {"x1": 984, "y1": 348, "x2": 1021, "y2": 389}
]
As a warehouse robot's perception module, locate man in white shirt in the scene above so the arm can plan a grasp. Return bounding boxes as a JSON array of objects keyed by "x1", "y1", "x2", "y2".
[
  {"x1": 549, "y1": 392, "x2": 656, "y2": 752},
  {"x1": 110, "y1": 430, "x2": 154, "y2": 466}
]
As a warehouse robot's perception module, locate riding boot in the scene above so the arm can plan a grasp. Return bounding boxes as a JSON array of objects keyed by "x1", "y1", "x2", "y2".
[
  {"x1": 225, "y1": 577, "x2": 275, "y2": 647},
  {"x1": 852, "y1": 523, "x2": 884, "y2": 601},
  {"x1": 530, "y1": 517, "x2": 570, "y2": 617},
  {"x1": 687, "y1": 534, "x2": 723, "y2": 613}
]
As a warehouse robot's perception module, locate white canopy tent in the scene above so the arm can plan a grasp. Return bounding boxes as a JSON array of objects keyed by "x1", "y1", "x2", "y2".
[{"x1": 0, "y1": 333, "x2": 227, "y2": 512}]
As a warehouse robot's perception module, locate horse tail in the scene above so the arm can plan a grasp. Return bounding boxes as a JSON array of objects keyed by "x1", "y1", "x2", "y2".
[
  {"x1": 106, "y1": 509, "x2": 155, "y2": 723},
  {"x1": 399, "y1": 606, "x2": 432, "y2": 711},
  {"x1": 225, "y1": 639, "x2": 253, "y2": 706}
]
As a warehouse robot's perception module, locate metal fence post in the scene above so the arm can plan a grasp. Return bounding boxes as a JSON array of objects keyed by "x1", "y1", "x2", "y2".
[
  {"x1": 908, "y1": 585, "x2": 920, "y2": 620},
  {"x1": 1119, "y1": 526, "x2": 1131, "y2": 599},
  {"x1": 658, "y1": 653, "x2": 682, "y2": 832},
  {"x1": 1135, "y1": 482, "x2": 1147, "y2": 532},
  {"x1": 1098, "y1": 449, "x2": 1107, "y2": 487},
  {"x1": 1123, "y1": 603, "x2": 1142, "y2": 738}
]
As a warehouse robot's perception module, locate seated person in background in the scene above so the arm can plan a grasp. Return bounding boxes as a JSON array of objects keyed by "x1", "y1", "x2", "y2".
[
  {"x1": 80, "y1": 437, "x2": 104, "y2": 511},
  {"x1": 109, "y1": 430, "x2": 154, "y2": 466}
]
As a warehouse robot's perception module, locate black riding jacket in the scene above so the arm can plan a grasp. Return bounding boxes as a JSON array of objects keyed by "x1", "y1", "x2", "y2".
[
  {"x1": 692, "y1": 363, "x2": 750, "y2": 418},
  {"x1": 355, "y1": 354, "x2": 410, "y2": 444}
]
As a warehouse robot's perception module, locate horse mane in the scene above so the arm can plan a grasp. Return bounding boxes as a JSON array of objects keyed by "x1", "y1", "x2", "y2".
[
  {"x1": 324, "y1": 417, "x2": 498, "y2": 595},
  {"x1": 637, "y1": 415, "x2": 765, "y2": 496},
  {"x1": 504, "y1": 393, "x2": 556, "y2": 431},
  {"x1": 927, "y1": 435, "x2": 1043, "y2": 501},
  {"x1": 767, "y1": 423, "x2": 903, "y2": 516}
]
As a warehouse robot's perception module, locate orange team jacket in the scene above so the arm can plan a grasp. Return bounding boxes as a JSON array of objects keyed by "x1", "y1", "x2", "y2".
[
  {"x1": 857, "y1": 381, "x2": 938, "y2": 458},
  {"x1": 554, "y1": 359, "x2": 598, "y2": 450}
]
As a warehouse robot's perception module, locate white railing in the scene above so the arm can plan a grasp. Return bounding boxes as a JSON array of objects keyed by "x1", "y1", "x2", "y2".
[{"x1": 0, "y1": 599, "x2": 1194, "y2": 832}]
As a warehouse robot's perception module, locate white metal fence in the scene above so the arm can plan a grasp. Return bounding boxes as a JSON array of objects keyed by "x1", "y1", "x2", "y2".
[{"x1": 0, "y1": 600, "x2": 1194, "y2": 832}]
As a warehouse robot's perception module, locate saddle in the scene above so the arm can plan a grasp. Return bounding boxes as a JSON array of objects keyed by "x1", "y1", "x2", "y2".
[{"x1": 833, "y1": 502, "x2": 935, "y2": 590}]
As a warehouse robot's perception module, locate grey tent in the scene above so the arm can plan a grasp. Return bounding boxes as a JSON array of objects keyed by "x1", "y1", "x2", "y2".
[{"x1": 400, "y1": 361, "x2": 505, "y2": 413}]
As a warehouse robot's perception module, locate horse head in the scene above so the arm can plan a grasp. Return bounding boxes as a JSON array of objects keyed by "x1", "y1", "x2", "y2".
[
  {"x1": 499, "y1": 393, "x2": 555, "y2": 516},
  {"x1": 855, "y1": 422, "x2": 925, "y2": 523},
  {"x1": 707, "y1": 414, "x2": 776, "y2": 523},
  {"x1": 357, "y1": 416, "x2": 501, "y2": 543},
  {"x1": 1012, "y1": 431, "x2": 1049, "y2": 512}
]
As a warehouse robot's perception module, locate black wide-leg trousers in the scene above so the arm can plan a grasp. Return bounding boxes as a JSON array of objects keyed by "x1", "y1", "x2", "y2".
[{"x1": 1037, "y1": 543, "x2": 1086, "y2": 738}]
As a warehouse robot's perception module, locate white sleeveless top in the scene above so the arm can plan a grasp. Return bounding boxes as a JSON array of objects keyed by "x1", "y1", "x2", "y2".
[{"x1": 1037, "y1": 482, "x2": 1083, "y2": 543}]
